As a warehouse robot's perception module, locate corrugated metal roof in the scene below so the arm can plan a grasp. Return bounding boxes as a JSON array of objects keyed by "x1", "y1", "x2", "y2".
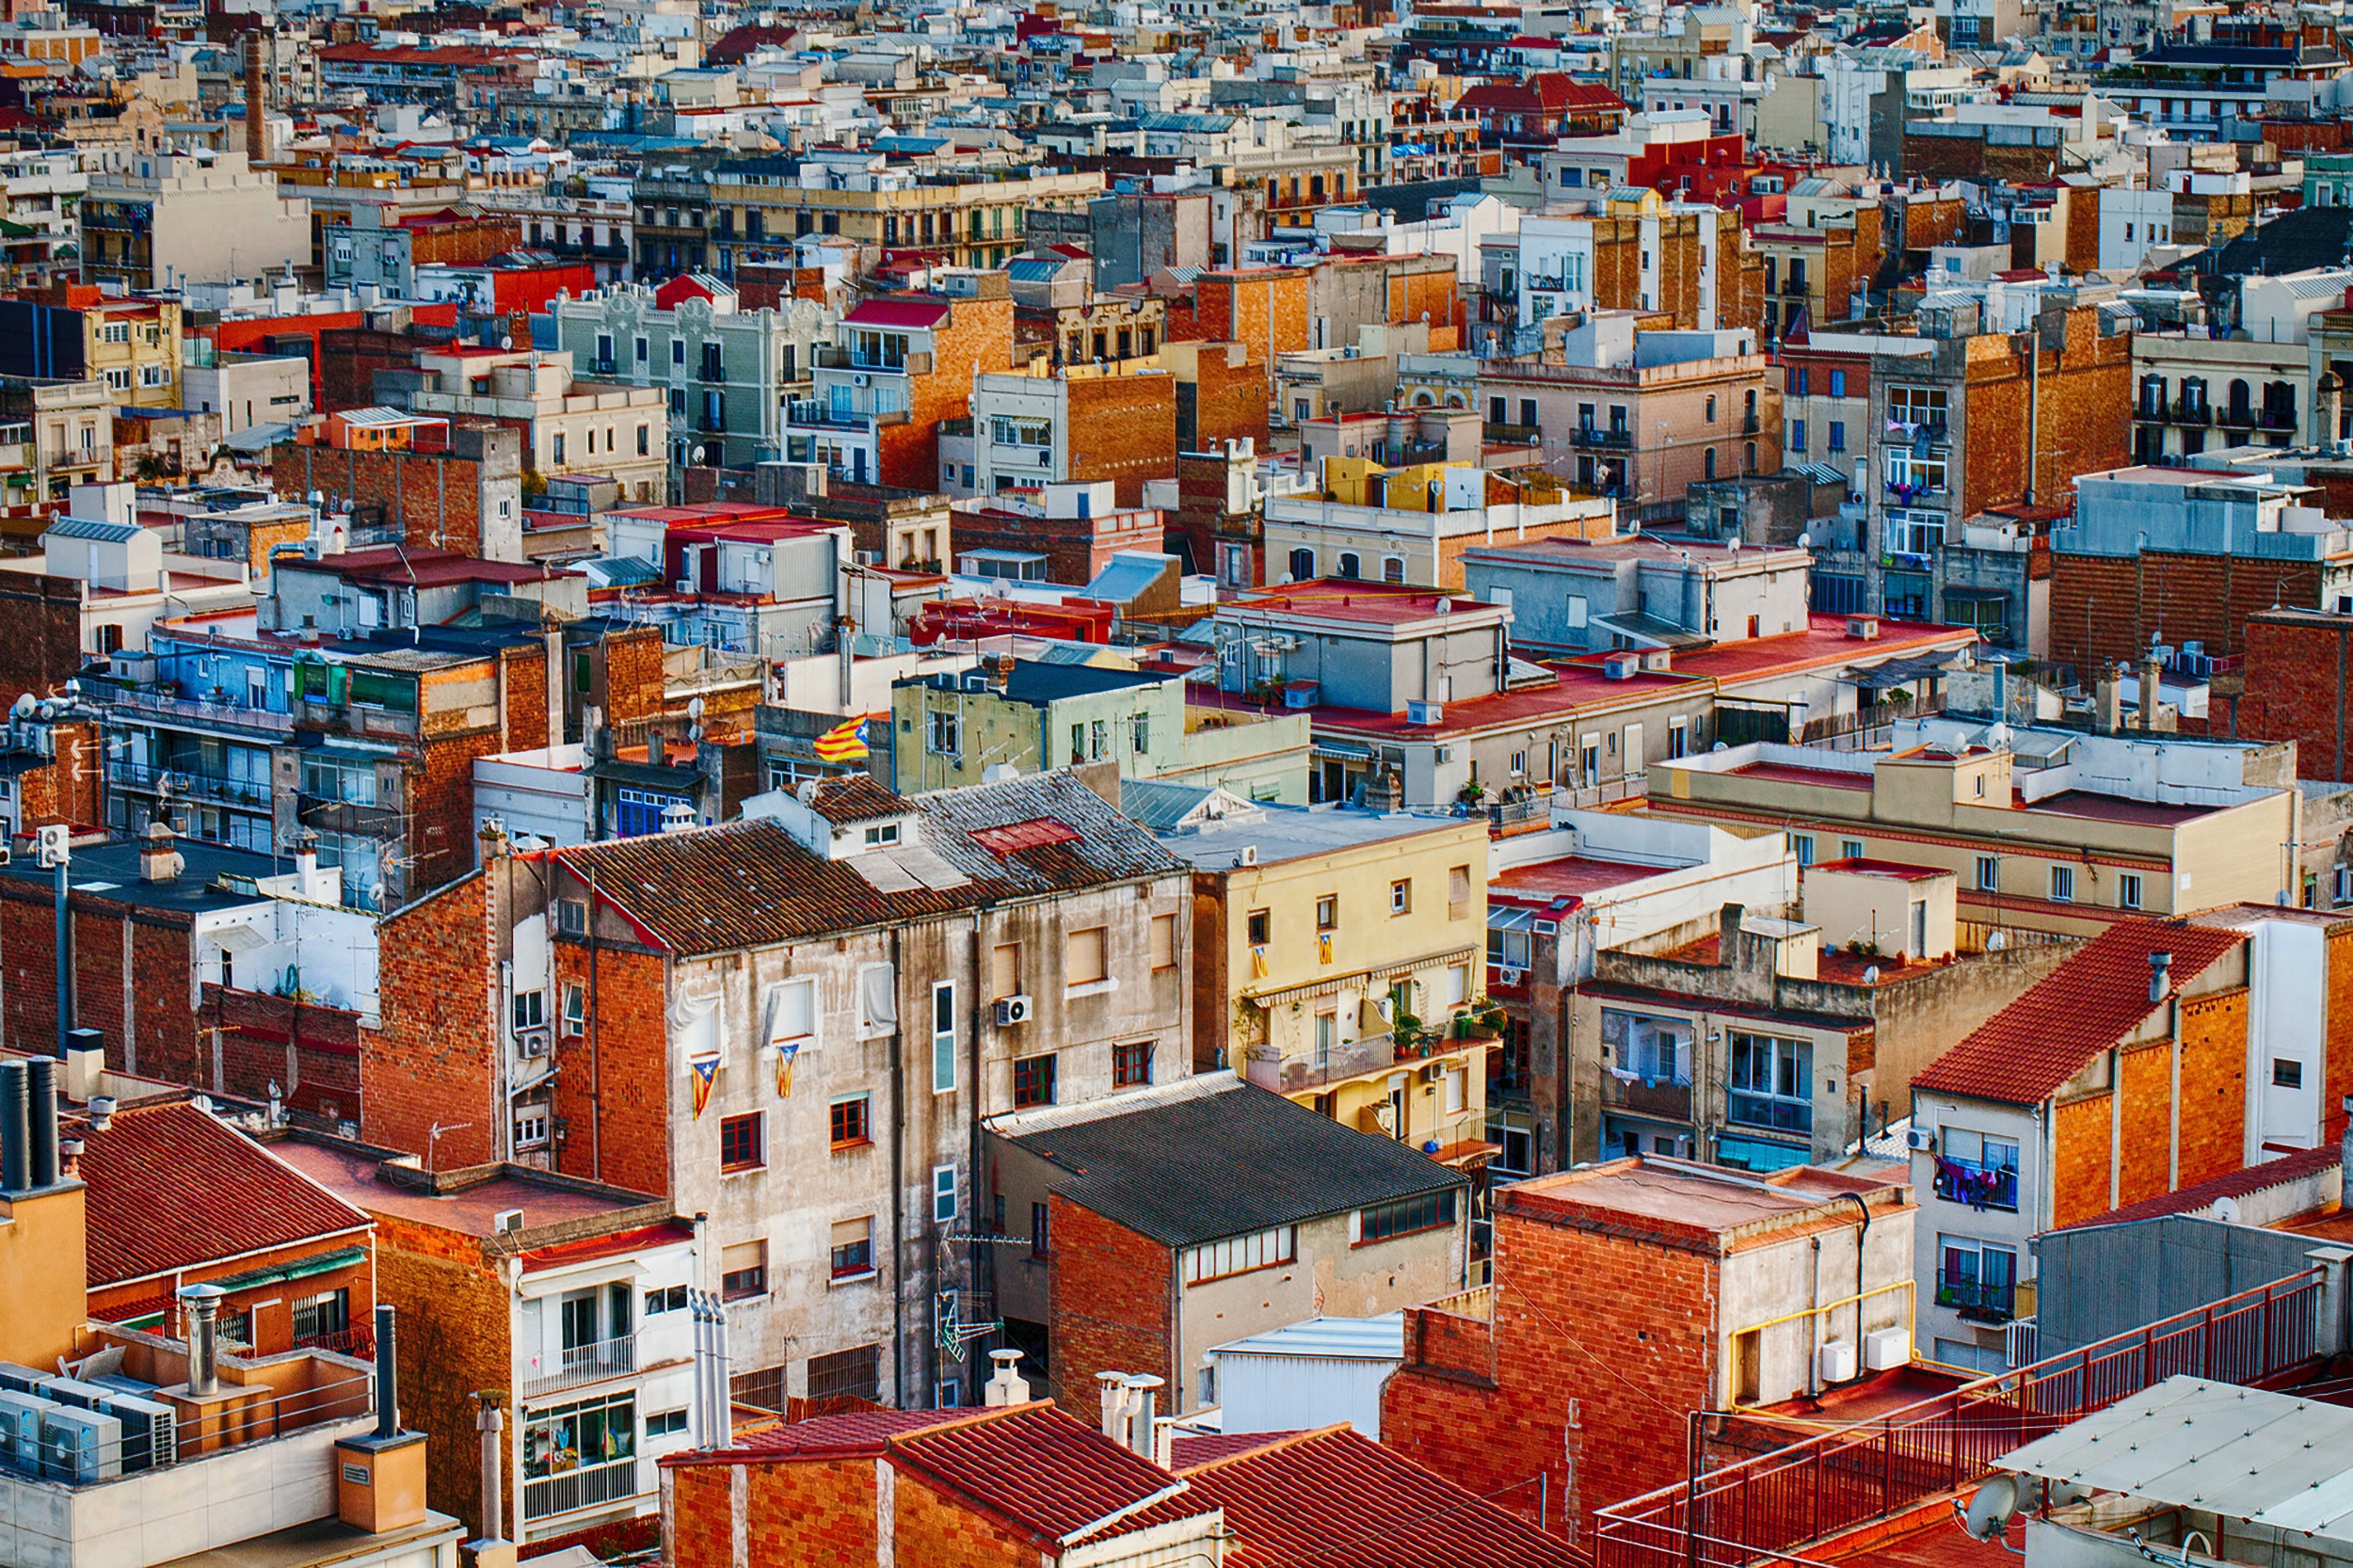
[
  {"x1": 45, "y1": 517, "x2": 143, "y2": 544},
  {"x1": 1211, "y1": 1313, "x2": 1405, "y2": 1362}
]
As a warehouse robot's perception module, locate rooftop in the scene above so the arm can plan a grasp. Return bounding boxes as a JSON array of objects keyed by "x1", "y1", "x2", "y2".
[
  {"x1": 74, "y1": 1100, "x2": 373, "y2": 1292},
  {"x1": 1498, "y1": 1155, "x2": 1903, "y2": 1248},
  {"x1": 1911, "y1": 920, "x2": 2247, "y2": 1107},
  {"x1": 269, "y1": 1138, "x2": 662, "y2": 1239},
  {"x1": 1154, "y1": 802, "x2": 1469, "y2": 868},
  {"x1": 993, "y1": 1073, "x2": 1466, "y2": 1249}
]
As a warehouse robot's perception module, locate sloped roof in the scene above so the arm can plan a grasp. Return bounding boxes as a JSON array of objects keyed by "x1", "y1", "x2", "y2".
[
  {"x1": 74, "y1": 1099, "x2": 373, "y2": 1289},
  {"x1": 2061, "y1": 1141, "x2": 2339, "y2": 1229},
  {"x1": 554, "y1": 771, "x2": 1180, "y2": 954},
  {"x1": 845, "y1": 296, "x2": 952, "y2": 328},
  {"x1": 1911, "y1": 920, "x2": 2246, "y2": 1107},
  {"x1": 996, "y1": 1075, "x2": 1466, "y2": 1248},
  {"x1": 1177, "y1": 1425, "x2": 1577, "y2": 1567}
]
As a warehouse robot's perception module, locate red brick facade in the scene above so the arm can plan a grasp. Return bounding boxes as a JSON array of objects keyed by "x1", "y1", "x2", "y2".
[
  {"x1": 1065, "y1": 373, "x2": 1176, "y2": 508},
  {"x1": 2053, "y1": 553, "x2": 2325, "y2": 680},
  {"x1": 2239, "y1": 610, "x2": 2353, "y2": 775},
  {"x1": 0, "y1": 571, "x2": 89, "y2": 706},
  {"x1": 269, "y1": 424, "x2": 520, "y2": 557},
  {"x1": 365, "y1": 872, "x2": 497, "y2": 1167},
  {"x1": 1045, "y1": 1194, "x2": 1173, "y2": 1425},
  {"x1": 1380, "y1": 1189, "x2": 1721, "y2": 1545},
  {"x1": 878, "y1": 295, "x2": 1016, "y2": 490}
]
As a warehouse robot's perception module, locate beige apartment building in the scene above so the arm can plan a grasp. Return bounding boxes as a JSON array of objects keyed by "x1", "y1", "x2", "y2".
[
  {"x1": 403, "y1": 347, "x2": 670, "y2": 502},
  {"x1": 1646, "y1": 724, "x2": 2302, "y2": 936},
  {"x1": 705, "y1": 156, "x2": 1105, "y2": 274}
]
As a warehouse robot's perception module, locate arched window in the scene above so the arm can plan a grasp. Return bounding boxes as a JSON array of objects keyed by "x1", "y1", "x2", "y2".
[
  {"x1": 1705, "y1": 447, "x2": 1718, "y2": 480},
  {"x1": 1338, "y1": 552, "x2": 1362, "y2": 580},
  {"x1": 1288, "y1": 548, "x2": 1315, "y2": 582}
]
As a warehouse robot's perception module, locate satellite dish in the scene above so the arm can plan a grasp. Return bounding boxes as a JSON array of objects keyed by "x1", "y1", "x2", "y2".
[
  {"x1": 688, "y1": 696, "x2": 706, "y2": 719},
  {"x1": 1962, "y1": 1476, "x2": 2019, "y2": 1543},
  {"x1": 1863, "y1": 966, "x2": 1881, "y2": 984},
  {"x1": 10, "y1": 694, "x2": 33, "y2": 719},
  {"x1": 1797, "y1": 532, "x2": 1811, "y2": 548}
]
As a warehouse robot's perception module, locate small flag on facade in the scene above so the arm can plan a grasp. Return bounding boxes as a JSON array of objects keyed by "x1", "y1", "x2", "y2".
[
  {"x1": 689, "y1": 1056, "x2": 719, "y2": 1119},
  {"x1": 776, "y1": 1040, "x2": 801, "y2": 1098},
  {"x1": 813, "y1": 712, "x2": 874, "y2": 762}
]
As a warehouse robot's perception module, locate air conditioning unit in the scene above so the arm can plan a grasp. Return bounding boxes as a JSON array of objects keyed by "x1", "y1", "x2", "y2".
[
  {"x1": 1815, "y1": 1339, "x2": 1858, "y2": 1386},
  {"x1": 98, "y1": 1393, "x2": 176, "y2": 1474},
  {"x1": 516, "y1": 1027, "x2": 550, "y2": 1058},
  {"x1": 1407, "y1": 698, "x2": 1443, "y2": 725},
  {"x1": 40, "y1": 1408, "x2": 120, "y2": 1484},
  {"x1": 995, "y1": 994, "x2": 1032, "y2": 1027},
  {"x1": 0, "y1": 1391, "x2": 55, "y2": 1468},
  {"x1": 1433, "y1": 745, "x2": 1455, "y2": 763},
  {"x1": 1360, "y1": 1100, "x2": 1398, "y2": 1135},
  {"x1": 1498, "y1": 965, "x2": 1526, "y2": 985},
  {"x1": 1418, "y1": 1062, "x2": 1445, "y2": 1084},
  {"x1": 494, "y1": 1209, "x2": 525, "y2": 1235},
  {"x1": 1236, "y1": 844, "x2": 1257, "y2": 867},
  {"x1": 1906, "y1": 1126, "x2": 1936, "y2": 1153},
  {"x1": 1864, "y1": 1327, "x2": 1912, "y2": 1371},
  {"x1": 853, "y1": 373, "x2": 870, "y2": 388},
  {"x1": 673, "y1": 579, "x2": 695, "y2": 595}
]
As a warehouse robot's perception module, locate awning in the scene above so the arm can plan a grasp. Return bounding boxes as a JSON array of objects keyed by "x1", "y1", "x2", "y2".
[
  {"x1": 1244, "y1": 946, "x2": 1482, "y2": 1007},
  {"x1": 1311, "y1": 741, "x2": 1376, "y2": 761},
  {"x1": 205, "y1": 1244, "x2": 368, "y2": 1294},
  {"x1": 204, "y1": 922, "x2": 272, "y2": 953}
]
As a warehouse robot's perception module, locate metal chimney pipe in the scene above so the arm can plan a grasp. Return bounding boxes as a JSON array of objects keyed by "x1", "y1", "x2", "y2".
[
  {"x1": 180, "y1": 1282, "x2": 226, "y2": 1396},
  {"x1": 374, "y1": 1303, "x2": 398, "y2": 1438},
  {"x1": 473, "y1": 1391, "x2": 507, "y2": 1544},
  {"x1": 2149, "y1": 951, "x2": 2173, "y2": 1005},
  {"x1": 26, "y1": 1056, "x2": 58, "y2": 1188},
  {"x1": 1096, "y1": 1372, "x2": 1128, "y2": 1439},
  {"x1": 708, "y1": 1290, "x2": 730, "y2": 1445},
  {"x1": 1123, "y1": 1374, "x2": 1163, "y2": 1459},
  {"x1": 0, "y1": 1058, "x2": 26, "y2": 1192}
]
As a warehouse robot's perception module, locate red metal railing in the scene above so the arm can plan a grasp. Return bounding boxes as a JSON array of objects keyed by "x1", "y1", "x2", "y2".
[{"x1": 1591, "y1": 1270, "x2": 2326, "y2": 1568}]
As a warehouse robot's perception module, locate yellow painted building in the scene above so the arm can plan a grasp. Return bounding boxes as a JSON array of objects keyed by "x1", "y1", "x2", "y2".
[
  {"x1": 1165, "y1": 800, "x2": 1495, "y2": 1167},
  {"x1": 85, "y1": 296, "x2": 184, "y2": 410}
]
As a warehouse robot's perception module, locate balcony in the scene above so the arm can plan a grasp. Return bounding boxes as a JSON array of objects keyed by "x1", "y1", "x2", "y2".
[
  {"x1": 111, "y1": 685, "x2": 295, "y2": 737},
  {"x1": 1931, "y1": 1155, "x2": 2019, "y2": 1211},
  {"x1": 1935, "y1": 1271, "x2": 2016, "y2": 1322},
  {"x1": 1570, "y1": 425, "x2": 1633, "y2": 450},
  {"x1": 521, "y1": 1457, "x2": 639, "y2": 1523},
  {"x1": 2172, "y1": 400, "x2": 2211, "y2": 424},
  {"x1": 297, "y1": 791, "x2": 401, "y2": 839},
  {"x1": 785, "y1": 397, "x2": 872, "y2": 433},
  {"x1": 1253, "y1": 1032, "x2": 1441, "y2": 1094},
  {"x1": 1602, "y1": 1073, "x2": 1691, "y2": 1123},
  {"x1": 2217, "y1": 406, "x2": 2258, "y2": 430},
  {"x1": 521, "y1": 1334, "x2": 637, "y2": 1399},
  {"x1": 108, "y1": 760, "x2": 274, "y2": 810}
]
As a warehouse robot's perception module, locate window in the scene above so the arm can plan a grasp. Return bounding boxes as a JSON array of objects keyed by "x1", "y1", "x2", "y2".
[
  {"x1": 1937, "y1": 1236, "x2": 2017, "y2": 1318},
  {"x1": 552, "y1": 432, "x2": 566, "y2": 464},
  {"x1": 2114, "y1": 872, "x2": 2145, "y2": 911},
  {"x1": 1828, "y1": 420, "x2": 1847, "y2": 453},
  {"x1": 644, "y1": 1284, "x2": 689, "y2": 1315},
  {"x1": 1288, "y1": 547, "x2": 1315, "y2": 581},
  {"x1": 291, "y1": 1288, "x2": 349, "y2": 1345},
  {"x1": 1390, "y1": 879, "x2": 1413, "y2": 916},
  {"x1": 991, "y1": 942, "x2": 1022, "y2": 999},
  {"x1": 1728, "y1": 1033, "x2": 1812, "y2": 1134},
  {"x1": 1791, "y1": 834, "x2": 1815, "y2": 868},
  {"x1": 1449, "y1": 864, "x2": 1471, "y2": 919},
  {"x1": 928, "y1": 709, "x2": 960, "y2": 757},
  {"x1": 1788, "y1": 418, "x2": 1805, "y2": 453},
  {"x1": 720, "y1": 1240, "x2": 767, "y2": 1299},
  {"x1": 720, "y1": 1112, "x2": 764, "y2": 1172},
  {"x1": 864, "y1": 823, "x2": 900, "y2": 847},
  {"x1": 1446, "y1": 964, "x2": 1470, "y2": 1007},
  {"x1": 808, "y1": 1345, "x2": 881, "y2": 1401},
  {"x1": 1113, "y1": 1039, "x2": 1154, "y2": 1088},
  {"x1": 2050, "y1": 864, "x2": 2074, "y2": 903},
  {"x1": 1934, "y1": 1128, "x2": 2019, "y2": 1210},
  {"x1": 1183, "y1": 1224, "x2": 1296, "y2": 1283},
  {"x1": 829, "y1": 1095, "x2": 871, "y2": 1149},
  {"x1": 1031, "y1": 1198, "x2": 1051, "y2": 1257},
  {"x1": 931, "y1": 982, "x2": 956, "y2": 1093},
  {"x1": 1150, "y1": 913, "x2": 1177, "y2": 969},
  {"x1": 2275, "y1": 1058, "x2": 2305, "y2": 1089},
  {"x1": 1975, "y1": 856, "x2": 1999, "y2": 891},
  {"x1": 514, "y1": 1106, "x2": 550, "y2": 1148},
  {"x1": 1316, "y1": 896, "x2": 1337, "y2": 932},
  {"x1": 729, "y1": 1366, "x2": 784, "y2": 1412},
  {"x1": 1355, "y1": 1189, "x2": 1458, "y2": 1243},
  {"x1": 520, "y1": 1392, "x2": 635, "y2": 1507},
  {"x1": 856, "y1": 962, "x2": 897, "y2": 1037},
  {"x1": 932, "y1": 1164, "x2": 958, "y2": 1224},
  {"x1": 765, "y1": 977, "x2": 816, "y2": 1046},
  {"x1": 646, "y1": 1409, "x2": 689, "y2": 1438},
  {"x1": 556, "y1": 898, "x2": 587, "y2": 937},
  {"x1": 1014, "y1": 1053, "x2": 1057, "y2": 1108},
  {"x1": 1840, "y1": 840, "x2": 1865, "y2": 861},
  {"x1": 1065, "y1": 926, "x2": 1108, "y2": 986},
  {"x1": 1338, "y1": 552, "x2": 1361, "y2": 579},
  {"x1": 829, "y1": 1217, "x2": 875, "y2": 1280},
  {"x1": 512, "y1": 988, "x2": 546, "y2": 1033},
  {"x1": 1829, "y1": 369, "x2": 1847, "y2": 397}
]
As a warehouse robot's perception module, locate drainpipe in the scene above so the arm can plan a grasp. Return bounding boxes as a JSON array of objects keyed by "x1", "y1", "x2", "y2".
[
  {"x1": 1838, "y1": 1192, "x2": 1871, "y2": 1353},
  {"x1": 888, "y1": 924, "x2": 907, "y2": 1409},
  {"x1": 1806, "y1": 1234, "x2": 1823, "y2": 1397},
  {"x1": 472, "y1": 1391, "x2": 508, "y2": 1546}
]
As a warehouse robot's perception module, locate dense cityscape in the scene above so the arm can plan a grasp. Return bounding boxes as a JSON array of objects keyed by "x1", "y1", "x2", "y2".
[{"x1": 0, "y1": 0, "x2": 2351, "y2": 1562}]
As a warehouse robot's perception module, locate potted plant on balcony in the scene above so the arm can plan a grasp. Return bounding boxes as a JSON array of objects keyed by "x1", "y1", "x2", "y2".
[
  {"x1": 1391, "y1": 1007, "x2": 1432, "y2": 1060},
  {"x1": 1452, "y1": 996, "x2": 1505, "y2": 1041}
]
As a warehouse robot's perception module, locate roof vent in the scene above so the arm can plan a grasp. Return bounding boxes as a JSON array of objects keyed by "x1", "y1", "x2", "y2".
[{"x1": 2148, "y1": 950, "x2": 2172, "y2": 1005}]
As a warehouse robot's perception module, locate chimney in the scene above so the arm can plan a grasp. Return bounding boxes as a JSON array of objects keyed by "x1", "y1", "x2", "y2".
[
  {"x1": 1720, "y1": 902, "x2": 1746, "y2": 962},
  {"x1": 984, "y1": 1348, "x2": 1031, "y2": 1408},
  {"x1": 0, "y1": 1056, "x2": 27, "y2": 1192},
  {"x1": 1122, "y1": 1374, "x2": 1162, "y2": 1460},
  {"x1": 335, "y1": 1304, "x2": 430, "y2": 1536},
  {"x1": 179, "y1": 1281, "x2": 227, "y2": 1396},
  {"x1": 64, "y1": 1027, "x2": 104, "y2": 1104},
  {"x1": 2093, "y1": 671, "x2": 2122, "y2": 734},
  {"x1": 244, "y1": 30, "x2": 266, "y2": 166},
  {"x1": 26, "y1": 1056, "x2": 57, "y2": 1188},
  {"x1": 1096, "y1": 1371, "x2": 1130, "y2": 1438},
  {"x1": 2148, "y1": 950, "x2": 2173, "y2": 1005},
  {"x1": 472, "y1": 1390, "x2": 509, "y2": 1550},
  {"x1": 139, "y1": 819, "x2": 183, "y2": 884},
  {"x1": 2141, "y1": 649, "x2": 2165, "y2": 731},
  {"x1": 647, "y1": 730, "x2": 666, "y2": 767}
]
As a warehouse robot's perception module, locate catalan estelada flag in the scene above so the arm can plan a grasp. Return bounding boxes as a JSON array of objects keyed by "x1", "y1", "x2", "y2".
[
  {"x1": 689, "y1": 1057, "x2": 719, "y2": 1120},
  {"x1": 814, "y1": 712, "x2": 875, "y2": 763}
]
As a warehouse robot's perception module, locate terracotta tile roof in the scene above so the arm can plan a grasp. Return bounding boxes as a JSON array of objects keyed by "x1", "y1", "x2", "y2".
[
  {"x1": 1911, "y1": 920, "x2": 2247, "y2": 1108},
  {"x1": 72, "y1": 1100, "x2": 374, "y2": 1288},
  {"x1": 890, "y1": 1404, "x2": 1203, "y2": 1546},
  {"x1": 844, "y1": 296, "x2": 952, "y2": 329},
  {"x1": 518, "y1": 1220, "x2": 694, "y2": 1274},
  {"x1": 689, "y1": 1408, "x2": 968, "y2": 1461},
  {"x1": 553, "y1": 771, "x2": 1181, "y2": 955},
  {"x1": 801, "y1": 774, "x2": 912, "y2": 825},
  {"x1": 1178, "y1": 1425, "x2": 1577, "y2": 1567}
]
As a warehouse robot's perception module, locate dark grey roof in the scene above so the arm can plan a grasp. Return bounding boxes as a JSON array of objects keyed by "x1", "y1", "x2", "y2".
[
  {"x1": 2194, "y1": 209, "x2": 2353, "y2": 280},
  {"x1": 0, "y1": 837, "x2": 280, "y2": 916},
  {"x1": 1001, "y1": 661, "x2": 1167, "y2": 703},
  {"x1": 997, "y1": 1076, "x2": 1468, "y2": 1248}
]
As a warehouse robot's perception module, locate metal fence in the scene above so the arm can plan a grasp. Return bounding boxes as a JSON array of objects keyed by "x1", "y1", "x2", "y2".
[{"x1": 1591, "y1": 1271, "x2": 2325, "y2": 1568}]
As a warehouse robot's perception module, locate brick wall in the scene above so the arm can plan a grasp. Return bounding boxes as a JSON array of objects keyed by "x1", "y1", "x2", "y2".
[
  {"x1": 2329, "y1": 928, "x2": 2353, "y2": 1147},
  {"x1": 2115, "y1": 1038, "x2": 2176, "y2": 1208},
  {"x1": 1381, "y1": 1194, "x2": 1719, "y2": 1544},
  {"x1": 1198, "y1": 271, "x2": 1310, "y2": 360},
  {"x1": 2051, "y1": 1092, "x2": 2113, "y2": 1228},
  {"x1": 665, "y1": 1465, "x2": 732, "y2": 1568},
  {"x1": 271, "y1": 439, "x2": 494, "y2": 555},
  {"x1": 600, "y1": 625, "x2": 668, "y2": 728},
  {"x1": 367, "y1": 873, "x2": 496, "y2": 1166},
  {"x1": 1960, "y1": 308, "x2": 2131, "y2": 525},
  {"x1": 2240, "y1": 612, "x2": 2353, "y2": 775},
  {"x1": 879, "y1": 295, "x2": 1015, "y2": 490},
  {"x1": 1047, "y1": 1195, "x2": 1172, "y2": 1423},
  {"x1": 14, "y1": 721, "x2": 100, "y2": 828},
  {"x1": 2178, "y1": 987, "x2": 2249, "y2": 1185},
  {"x1": 0, "y1": 886, "x2": 208, "y2": 1081},
  {"x1": 198, "y1": 984, "x2": 363, "y2": 1122},
  {"x1": 1066, "y1": 373, "x2": 1176, "y2": 507},
  {"x1": 550, "y1": 939, "x2": 673, "y2": 1199},
  {"x1": 371, "y1": 1210, "x2": 513, "y2": 1537},
  {"x1": 750, "y1": 1457, "x2": 877, "y2": 1566},
  {"x1": 2052, "y1": 552, "x2": 2323, "y2": 680},
  {"x1": 1181, "y1": 341, "x2": 1270, "y2": 453},
  {"x1": 894, "y1": 1466, "x2": 1039, "y2": 1563},
  {"x1": 0, "y1": 571, "x2": 88, "y2": 706}
]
